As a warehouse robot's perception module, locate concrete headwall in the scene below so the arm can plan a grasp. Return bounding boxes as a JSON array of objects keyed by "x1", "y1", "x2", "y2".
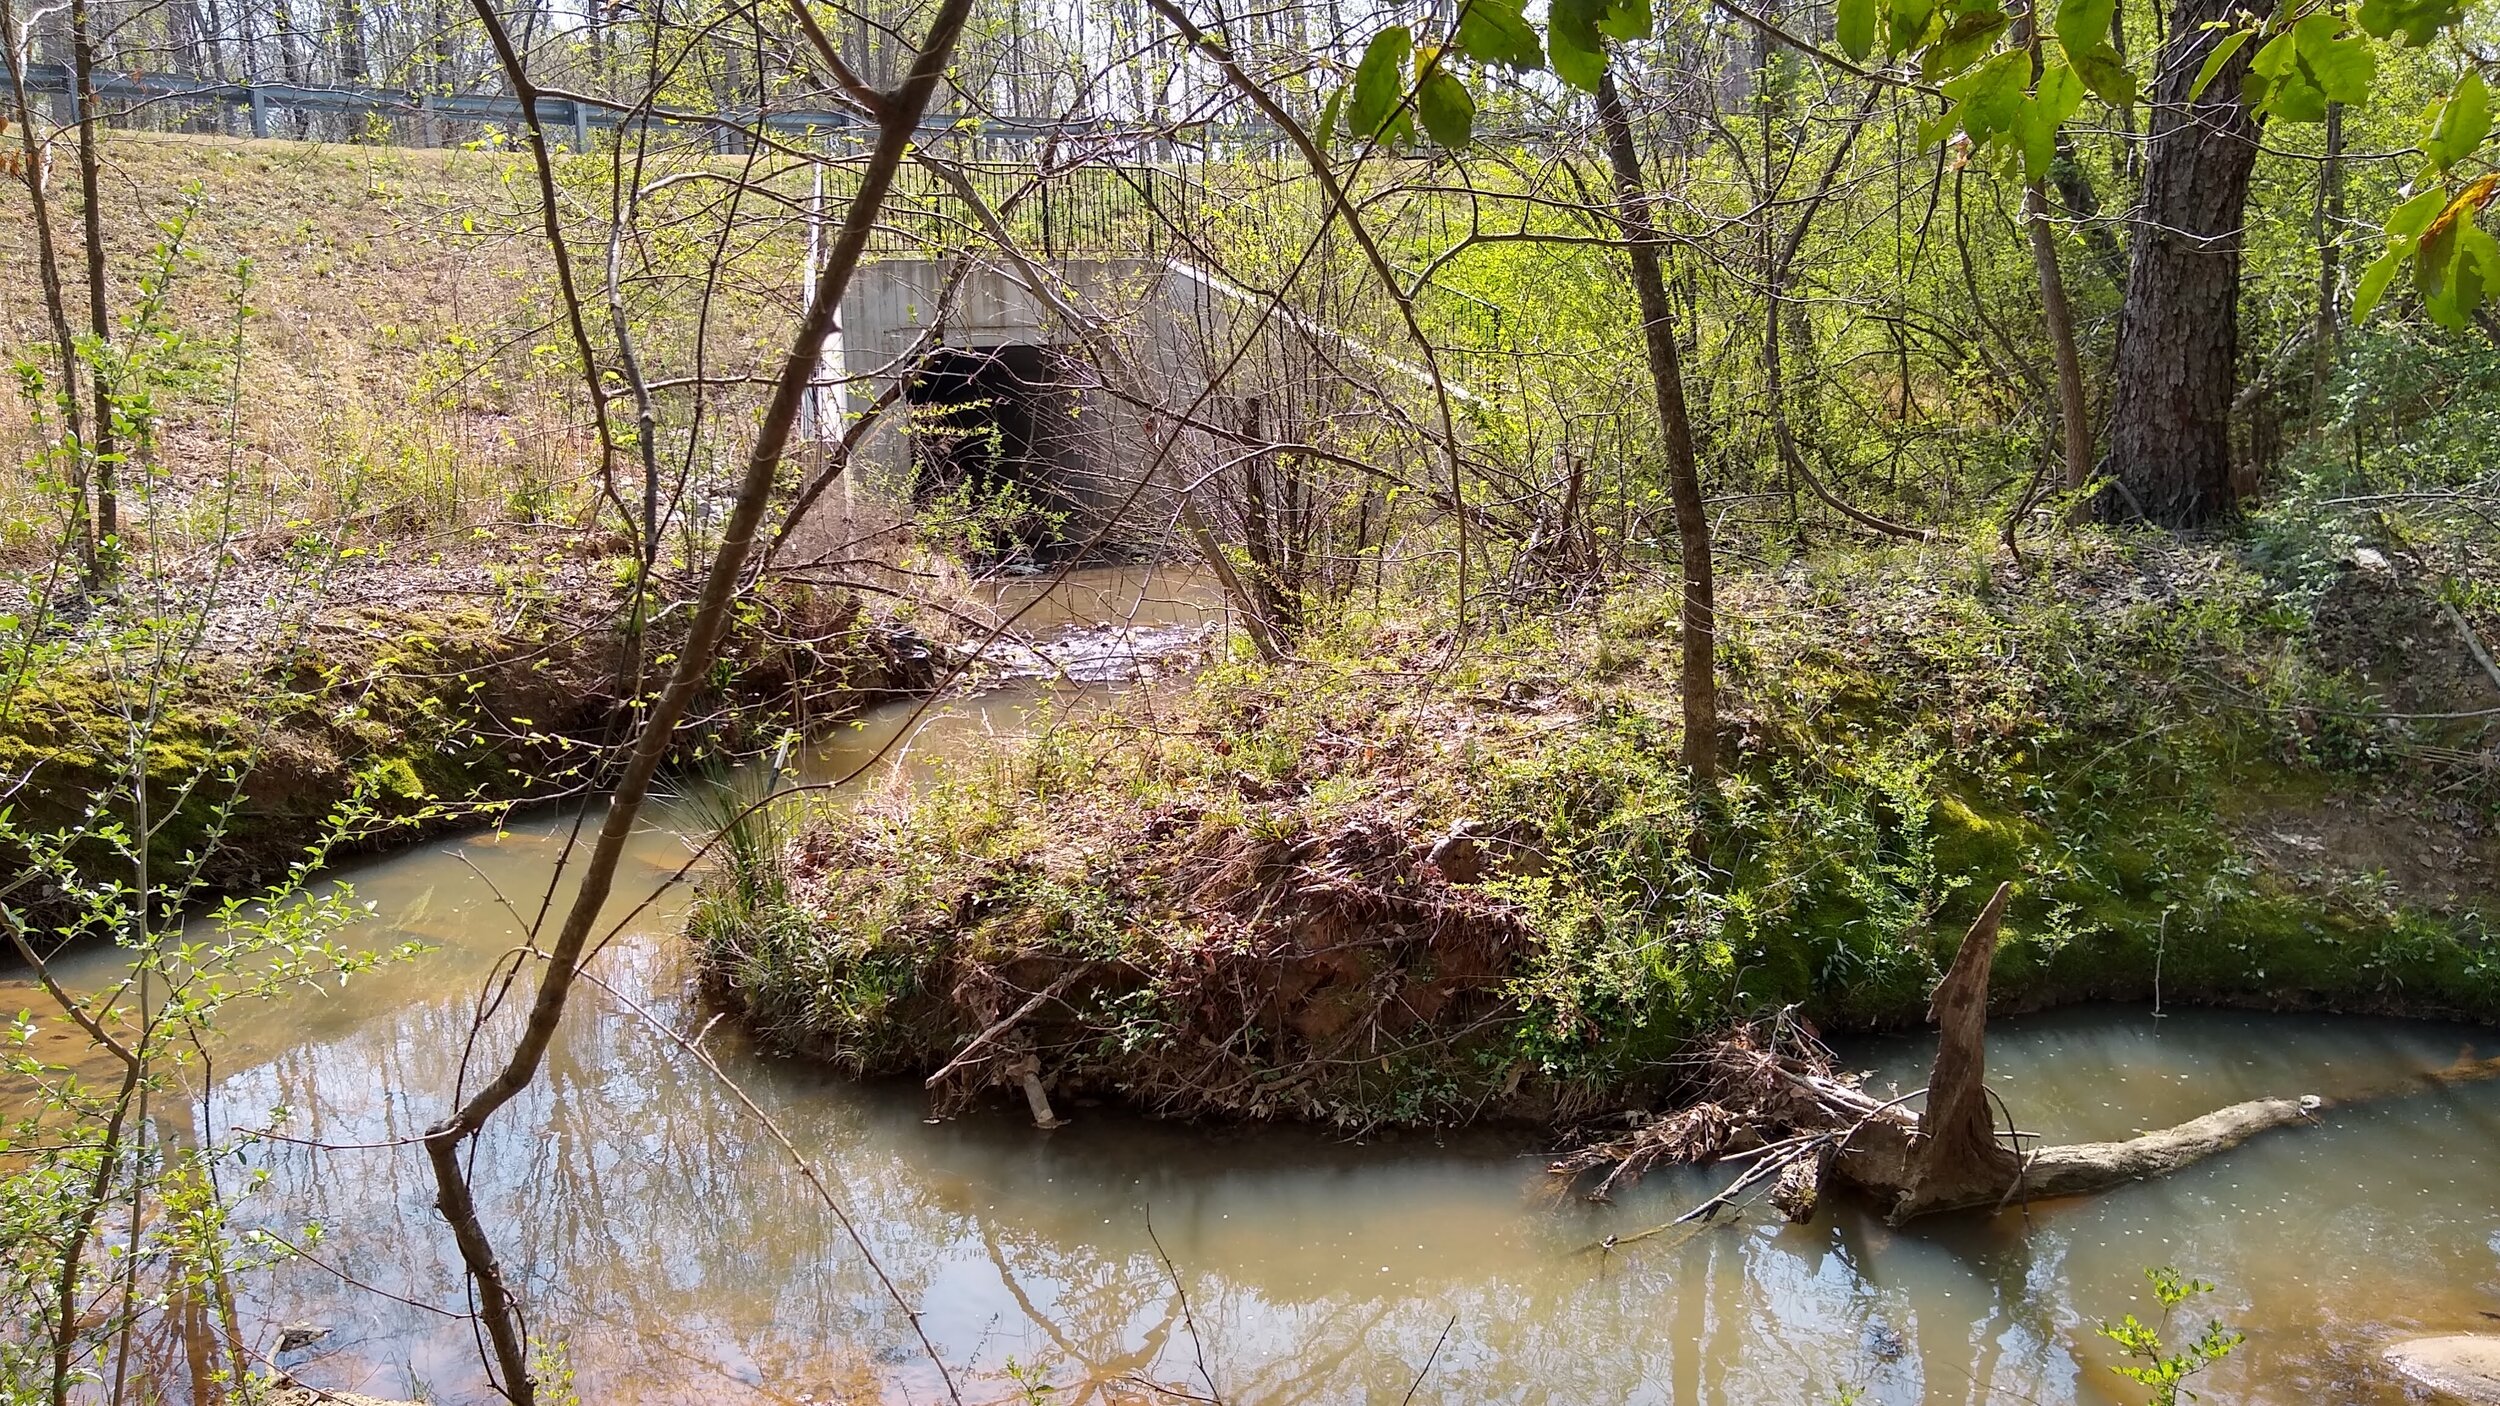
[{"x1": 828, "y1": 257, "x2": 1214, "y2": 556}]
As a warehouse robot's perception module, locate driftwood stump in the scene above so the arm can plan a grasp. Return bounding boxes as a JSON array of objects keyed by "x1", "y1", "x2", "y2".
[{"x1": 1893, "y1": 882, "x2": 2022, "y2": 1219}]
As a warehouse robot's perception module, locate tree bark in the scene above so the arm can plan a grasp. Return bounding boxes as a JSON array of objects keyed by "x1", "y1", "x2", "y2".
[
  {"x1": 1595, "y1": 70, "x2": 1717, "y2": 788},
  {"x1": 2099, "y1": 0, "x2": 2274, "y2": 526},
  {"x1": 2312, "y1": 100, "x2": 2344, "y2": 415},
  {"x1": 2029, "y1": 180, "x2": 2094, "y2": 494},
  {"x1": 71, "y1": 0, "x2": 114, "y2": 563},
  {"x1": 338, "y1": 0, "x2": 368, "y2": 82},
  {"x1": 1890, "y1": 883, "x2": 2022, "y2": 1218}
]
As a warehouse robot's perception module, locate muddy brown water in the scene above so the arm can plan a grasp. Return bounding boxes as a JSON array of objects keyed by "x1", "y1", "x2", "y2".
[{"x1": 38, "y1": 565, "x2": 2500, "y2": 1405}]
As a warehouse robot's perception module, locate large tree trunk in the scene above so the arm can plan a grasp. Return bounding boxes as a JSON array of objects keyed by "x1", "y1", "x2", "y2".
[{"x1": 2099, "y1": 0, "x2": 2273, "y2": 527}]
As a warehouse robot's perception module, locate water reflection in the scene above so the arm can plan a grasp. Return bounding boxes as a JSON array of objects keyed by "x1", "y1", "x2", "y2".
[{"x1": 65, "y1": 575, "x2": 2500, "y2": 1404}]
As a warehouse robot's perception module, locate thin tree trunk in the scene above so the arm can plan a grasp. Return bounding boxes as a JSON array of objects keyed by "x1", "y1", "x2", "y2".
[
  {"x1": 1596, "y1": 70, "x2": 1717, "y2": 788},
  {"x1": 71, "y1": 0, "x2": 115, "y2": 564},
  {"x1": 2029, "y1": 180, "x2": 2093, "y2": 493},
  {"x1": 2312, "y1": 100, "x2": 2343, "y2": 415},
  {"x1": 2015, "y1": 1, "x2": 2093, "y2": 501},
  {"x1": 338, "y1": 0, "x2": 368, "y2": 81},
  {"x1": 423, "y1": 0, "x2": 978, "y2": 1398},
  {"x1": 2049, "y1": 134, "x2": 2126, "y2": 284},
  {"x1": 1762, "y1": 86, "x2": 1922, "y2": 540},
  {"x1": 2100, "y1": 0, "x2": 2274, "y2": 526},
  {"x1": 0, "y1": 0, "x2": 95, "y2": 572}
]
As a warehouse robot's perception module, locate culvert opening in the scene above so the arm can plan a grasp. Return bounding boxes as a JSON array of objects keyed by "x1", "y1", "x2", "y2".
[{"x1": 903, "y1": 343, "x2": 1102, "y2": 563}]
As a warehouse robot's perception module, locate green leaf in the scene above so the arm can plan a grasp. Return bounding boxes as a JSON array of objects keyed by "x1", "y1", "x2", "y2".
[
  {"x1": 2245, "y1": 36, "x2": 2322, "y2": 123},
  {"x1": 1837, "y1": 0, "x2": 1879, "y2": 63},
  {"x1": 2409, "y1": 0, "x2": 2466, "y2": 42},
  {"x1": 1888, "y1": 0, "x2": 1935, "y2": 54},
  {"x1": 1915, "y1": 104, "x2": 1961, "y2": 149},
  {"x1": 1453, "y1": 0, "x2": 1544, "y2": 69},
  {"x1": 1347, "y1": 25, "x2": 1413, "y2": 142},
  {"x1": 2253, "y1": 64, "x2": 2327, "y2": 123},
  {"x1": 2426, "y1": 70, "x2": 2490, "y2": 171},
  {"x1": 2006, "y1": 61, "x2": 2089, "y2": 176},
  {"x1": 2068, "y1": 41, "x2": 2137, "y2": 106},
  {"x1": 1548, "y1": 0, "x2": 1608, "y2": 91},
  {"x1": 2186, "y1": 28, "x2": 2253, "y2": 102},
  {"x1": 2036, "y1": 57, "x2": 2087, "y2": 123},
  {"x1": 1943, "y1": 49, "x2": 2029, "y2": 141},
  {"x1": 2360, "y1": 0, "x2": 2466, "y2": 45},
  {"x1": 1597, "y1": 0, "x2": 1654, "y2": 44},
  {"x1": 2415, "y1": 195, "x2": 2478, "y2": 325},
  {"x1": 2349, "y1": 248, "x2": 2396, "y2": 315},
  {"x1": 2052, "y1": 0, "x2": 2115, "y2": 66},
  {"x1": 2011, "y1": 99, "x2": 2055, "y2": 178},
  {"x1": 2455, "y1": 211, "x2": 2500, "y2": 318},
  {"x1": 1416, "y1": 67, "x2": 1476, "y2": 146},
  {"x1": 1919, "y1": 5, "x2": 2010, "y2": 80},
  {"x1": 2417, "y1": 175, "x2": 2500, "y2": 309},
  {"x1": 2291, "y1": 15, "x2": 2373, "y2": 104},
  {"x1": 2386, "y1": 186, "x2": 2449, "y2": 243},
  {"x1": 1316, "y1": 85, "x2": 1345, "y2": 155}
]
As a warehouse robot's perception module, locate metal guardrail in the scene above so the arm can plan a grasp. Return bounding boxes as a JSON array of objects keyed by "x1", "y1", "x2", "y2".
[
  {"x1": 13, "y1": 60, "x2": 1264, "y2": 151},
  {"x1": 12, "y1": 61, "x2": 1258, "y2": 257}
]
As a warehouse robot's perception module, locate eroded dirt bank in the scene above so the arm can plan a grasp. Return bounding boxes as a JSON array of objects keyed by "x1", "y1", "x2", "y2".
[{"x1": 693, "y1": 538, "x2": 2500, "y2": 1132}]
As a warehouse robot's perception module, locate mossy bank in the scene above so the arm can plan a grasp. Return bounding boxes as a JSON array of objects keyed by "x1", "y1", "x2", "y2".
[
  {"x1": 1, "y1": 545, "x2": 934, "y2": 929},
  {"x1": 693, "y1": 534, "x2": 2500, "y2": 1129}
]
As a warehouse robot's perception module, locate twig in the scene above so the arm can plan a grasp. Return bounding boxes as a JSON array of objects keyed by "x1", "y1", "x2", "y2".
[
  {"x1": 1144, "y1": 1209, "x2": 1223, "y2": 1405},
  {"x1": 579, "y1": 972, "x2": 963, "y2": 1405},
  {"x1": 257, "y1": 1229, "x2": 466, "y2": 1321},
  {"x1": 2440, "y1": 599, "x2": 2500, "y2": 699},
  {"x1": 1400, "y1": 1315, "x2": 1458, "y2": 1406},
  {"x1": 924, "y1": 970, "x2": 1084, "y2": 1090}
]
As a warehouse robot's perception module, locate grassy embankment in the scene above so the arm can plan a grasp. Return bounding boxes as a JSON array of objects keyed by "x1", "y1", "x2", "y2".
[
  {"x1": 695, "y1": 531, "x2": 2500, "y2": 1128},
  {"x1": 0, "y1": 135, "x2": 922, "y2": 911}
]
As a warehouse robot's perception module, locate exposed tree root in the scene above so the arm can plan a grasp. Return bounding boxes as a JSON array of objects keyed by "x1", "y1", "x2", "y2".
[{"x1": 1554, "y1": 881, "x2": 2500, "y2": 1226}]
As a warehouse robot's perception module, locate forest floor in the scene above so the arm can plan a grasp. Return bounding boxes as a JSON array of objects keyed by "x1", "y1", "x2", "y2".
[{"x1": 693, "y1": 530, "x2": 2500, "y2": 1131}]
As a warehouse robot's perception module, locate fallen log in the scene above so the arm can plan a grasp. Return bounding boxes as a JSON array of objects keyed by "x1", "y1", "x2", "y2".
[
  {"x1": 2007, "y1": 1097, "x2": 2318, "y2": 1201},
  {"x1": 1554, "y1": 879, "x2": 2500, "y2": 1227}
]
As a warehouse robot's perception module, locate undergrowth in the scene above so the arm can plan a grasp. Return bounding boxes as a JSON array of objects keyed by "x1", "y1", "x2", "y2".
[{"x1": 696, "y1": 531, "x2": 2500, "y2": 1127}]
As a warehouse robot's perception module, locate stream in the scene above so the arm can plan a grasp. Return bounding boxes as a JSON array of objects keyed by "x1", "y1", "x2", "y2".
[{"x1": 45, "y1": 565, "x2": 2500, "y2": 1405}]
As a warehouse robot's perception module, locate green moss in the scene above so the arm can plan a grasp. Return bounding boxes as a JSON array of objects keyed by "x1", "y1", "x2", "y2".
[
  {"x1": 1929, "y1": 794, "x2": 2038, "y2": 887},
  {"x1": 3, "y1": 575, "x2": 899, "y2": 910}
]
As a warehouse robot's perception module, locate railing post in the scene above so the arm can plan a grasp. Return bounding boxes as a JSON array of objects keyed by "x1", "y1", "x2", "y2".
[
  {"x1": 571, "y1": 97, "x2": 590, "y2": 152},
  {"x1": 247, "y1": 83, "x2": 269, "y2": 139}
]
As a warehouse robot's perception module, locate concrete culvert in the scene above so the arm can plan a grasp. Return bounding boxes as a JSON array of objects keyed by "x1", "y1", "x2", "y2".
[{"x1": 904, "y1": 343, "x2": 1102, "y2": 563}]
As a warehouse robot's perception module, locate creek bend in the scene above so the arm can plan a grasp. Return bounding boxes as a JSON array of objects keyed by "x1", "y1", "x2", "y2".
[{"x1": 58, "y1": 566, "x2": 2500, "y2": 1406}]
